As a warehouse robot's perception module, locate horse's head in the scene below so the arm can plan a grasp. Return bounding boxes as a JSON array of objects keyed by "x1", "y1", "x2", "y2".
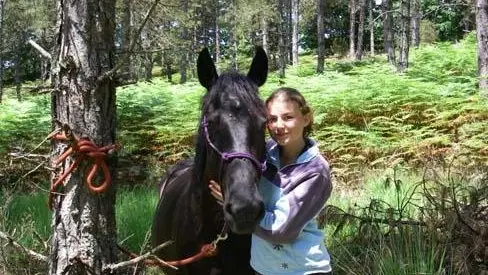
[{"x1": 197, "y1": 47, "x2": 267, "y2": 234}]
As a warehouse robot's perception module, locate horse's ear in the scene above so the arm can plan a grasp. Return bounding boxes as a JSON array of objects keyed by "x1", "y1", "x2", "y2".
[
  {"x1": 247, "y1": 46, "x2": 268, "y2": 87},
  {"x1": 197, "y1": 48, "x2": 218, "y2": 90}
]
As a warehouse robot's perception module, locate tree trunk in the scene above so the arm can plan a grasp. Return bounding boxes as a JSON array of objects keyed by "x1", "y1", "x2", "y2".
[
  {"x1": 397, "y1": 0, "x2": 410, "y2": 73},
  {"x1": 15, "y1": 52, "x2": 21, "y2": 101},
  {"x1": 162, "y1": 50, "x2": 173, "y2": 83},
  {"x1": 215, "y1": 6, "x2": 220, "y2": 64},
  {"x1": 261, "y1": 16, "x2": 268, "y2": 54},
  {"x1": 382, "y1": 0, "x2": 395, "y2": 65},
  {"x1": 121, "y1": 0, "x2": 132, "y2": 80},
  {"x1": 228, "y1": 0, "x2": 238, "y2": 70},
  {"x1": 49, "y1": 0, "x2": 117, "y2": 273},
  {"x1": 0, "y1": 0, "x2": 4, "y2": 104},
  {"x1": 286, "y1": 0, "x2": 292, "y2": 65},
  {"x1": 179, "y1": 0, "x2": 188, "y2": 84},
  {"x1": 291, "y1": 0, "x2": 299, "y2": 65},
  {"x1": 411, "y1": 0, "x2": 420, "y2": 47},
  {"x1": 317, "y1": 0, "x2": 325, "y2": 73},
  {"x1": 356, "y1": 0, "x2": 365, "y2": 60},
  {"x1": 144, "y1": 52, "x2": 153, "y2": 81},
  {"x1": 349, "y1": 0, "x2": 356, "y2": 58},
  {"x1": 190, "y1": 25, "x2": 197, "y2": 79},
  {"x1": 476, "y1": 0, "x2": 488, "y2": 93},
  {"x1": 369, "y1": 0, "x2": 375, "y2": 56},
  {"x1": 278, "y1": 0, "x2": 286, "y2": 78}
]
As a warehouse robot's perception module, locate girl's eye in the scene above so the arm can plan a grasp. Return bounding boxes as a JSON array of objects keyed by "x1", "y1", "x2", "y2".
[{"x1": 284, "y1": 115, "x2": 294, "y2": 121}]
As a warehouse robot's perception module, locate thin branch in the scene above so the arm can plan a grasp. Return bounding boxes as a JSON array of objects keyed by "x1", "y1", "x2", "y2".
[
  {"x1": 8, "y1": 152, "x2": 49, "y2": 160},
  {"x1": 115, "y1": 49, "x2": 165, "y2": 55},
  {"x1": 328, "y1": 207, "x2": 427, "y2": 227},
  {"x1": 8, "y1": 161, "x2": 52, "y2": 193},
  {"x1": 98, "y1": 0, "x2": 161, "y2": 83},
  {"x1": 104, "y1": 241, "x2": 177, "y2": 272},
  {"x1": 0, "y1": 230, "x2": 48, "y2": 262},
  {"x1": 27, "y1": 39, "x2": 52, "y2": 59},
  {"x1": 451, "y1": 183, "x2": 480, "y2": 235},
  {"x1": 421, "y1": 3, "x2": 470, "y2": 19},
  {"x1": 22, "y1": 85, "x2": 54, "y2": 94},
  {"x1": 17, "y1": 161, "x2": 46, "y2": 179},
  {"x1": 373, "y1": 8, "x2": 400, "y2": 23}
]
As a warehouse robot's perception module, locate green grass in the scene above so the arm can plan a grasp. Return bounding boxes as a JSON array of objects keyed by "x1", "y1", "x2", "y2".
[
  {"x1": 330, "y1": 225, "x2": 447, "y2": 275},
  {"x1": 2, "y1": 187, "x2": 159, "y2": 253},
  {"x1": 116, "y1": 186, "x2": 159, "y2": 252},
  {"x1": 2, "y1": 191, "x2": 51, "y2": 251}
]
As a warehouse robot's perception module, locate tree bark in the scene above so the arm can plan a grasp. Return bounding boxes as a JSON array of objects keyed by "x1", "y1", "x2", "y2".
[
  {"x1": 317, "y1": 0, "x2": 325, "y2": 73},
  {"x1": 349, "y1": 0, "x2": 356, "y2": 58},
  {"x1": 382, "y1": 0, "x2": 395, "y2": 65},
  {"x1": 0, "y1": 0, "x2": 4, "y2": 104},
  {"x1": 162, "y1": 50, "x2": 173, "y2": 83},
  {"x1": 278, "y1": 0, "x2": 286, "y2": 78},
  {"x1": 144, "y1": 52, "x2": 153, "y2": 81},
  {"x1": 411, "y1": 0, "x2": 420, "y2": 47},
  {"x1": 291, "y1": 0, "x2": 299, "y2": 65},
  {"x1": 227, "y1": 0, "x2": 238, "y2": 70},
  {"x1": 369, "y1": 0, "x2": 375, "y2": 56},
  {"x1": 49, "y1": 0, "x2": 117, "y2": 273},
  {"x1": 397, "y1": 0, "x2": 410, "y2": 73},
  {"x1": 15, "y1": 52, "x2": 21, "y2": 101},
  {"x1": 179, "y1": 0, "x2": 188, "y2": 83},
  {"x1": 476, "y1": 0, "x2": 488, "y2": 93},
  {"x1": 286, "y1": 0, "x2": 292, "y2": 65},
  {"x1": 261, "y1": 16, "x2": 268, "y2": 54},
  {"x1": 121, "y1": 0, "x2": 132, "y2": 81},
  {"x1": 356, "y1": 0, "x2": 365, "y2": 60},
  {"x1": 215, "y1": 2, "x2": 220, "y2": 64}
]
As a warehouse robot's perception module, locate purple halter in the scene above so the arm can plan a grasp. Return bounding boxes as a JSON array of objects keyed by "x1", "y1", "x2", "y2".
[{"x1": 202, "y1": 115, "x2": 267, "y2": 176}]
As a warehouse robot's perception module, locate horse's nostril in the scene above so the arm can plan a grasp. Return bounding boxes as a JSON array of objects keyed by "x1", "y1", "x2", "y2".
[{"x1": 225, "y1": 202, "x2": 263, "y2": 224}]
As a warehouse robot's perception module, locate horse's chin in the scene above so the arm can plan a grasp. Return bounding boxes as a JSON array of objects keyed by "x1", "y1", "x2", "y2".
[{"x1": 228, "y1": 222, "x2": 256, "y2": 235}]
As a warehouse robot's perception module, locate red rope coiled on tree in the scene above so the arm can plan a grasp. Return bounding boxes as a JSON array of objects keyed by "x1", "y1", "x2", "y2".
[{"x1": 48, "y1": 131, "x2": 120, "y2": 210}]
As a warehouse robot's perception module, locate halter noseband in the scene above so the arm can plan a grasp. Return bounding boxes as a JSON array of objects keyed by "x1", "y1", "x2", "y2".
[{"x1": 202, "y1": 115, "x2": 267, "y2": 176}]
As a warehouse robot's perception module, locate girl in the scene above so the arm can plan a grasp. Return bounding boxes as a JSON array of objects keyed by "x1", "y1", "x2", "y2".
[{"x1": 210, "y1": 87, "x2": 333, "y2": 275}]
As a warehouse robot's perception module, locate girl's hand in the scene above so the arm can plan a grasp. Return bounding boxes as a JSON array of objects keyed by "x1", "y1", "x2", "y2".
[{"x1": 209, "y1": 180, "x2": 224, "y2": 205}]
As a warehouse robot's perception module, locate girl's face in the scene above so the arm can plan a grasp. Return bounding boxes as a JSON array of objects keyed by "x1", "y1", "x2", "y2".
[{"x1": 266, "y1": 96, "x2": 310, "y2": 149}]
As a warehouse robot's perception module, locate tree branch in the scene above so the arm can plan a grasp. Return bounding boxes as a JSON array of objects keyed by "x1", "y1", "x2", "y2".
[
  {"x1": 334, "y1": 211, "x2": 427, "y2": 227},
  {"x1": 104, "y1": 241, "x2": 177, "y2": 272},
  {"x1": 27, "y1": 39, "x2": 52, "y2": 59},
  {"x1": 0, "y1": 230, "x2": 48, "y2": 262},
  {"x1": 98, "y1": 0, "x2": 161, "y2": 83}
]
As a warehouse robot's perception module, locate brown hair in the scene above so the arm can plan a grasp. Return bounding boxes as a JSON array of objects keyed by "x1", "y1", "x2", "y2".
[{"x1": 265, "y1": 87, "x2": 313, "y2": 137}]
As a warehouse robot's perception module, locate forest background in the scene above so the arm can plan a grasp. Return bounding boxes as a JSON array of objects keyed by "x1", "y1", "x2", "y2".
[{"x1": 0, "y1": 0, "x2": 487, "y2": 274}]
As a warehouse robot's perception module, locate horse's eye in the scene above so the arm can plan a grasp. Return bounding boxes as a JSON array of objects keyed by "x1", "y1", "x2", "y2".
[
  {"x1": 206, "y1": 114, "x2": 219, "y2": 127},
  {"x1": 233, "y1": 101, "x2": 241, "y2": 111}
]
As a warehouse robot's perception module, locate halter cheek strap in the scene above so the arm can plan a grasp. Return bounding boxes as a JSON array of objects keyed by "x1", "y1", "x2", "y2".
[{"x1": 202, "y1": 116, "x2": 267, "y2": 175}]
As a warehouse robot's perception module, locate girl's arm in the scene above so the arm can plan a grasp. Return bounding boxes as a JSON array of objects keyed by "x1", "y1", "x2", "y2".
[{"x1": 254, "y1": 172, "x2": 332, "y2": 244}]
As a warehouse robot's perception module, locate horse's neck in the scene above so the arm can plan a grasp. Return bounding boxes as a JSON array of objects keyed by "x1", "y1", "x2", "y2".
[
  {"x1": 197, "y1": 173, "x2": 225, "y2": 240},
  {"x1": 194, "y1": 137, "x2": 224, "y2": 239}
]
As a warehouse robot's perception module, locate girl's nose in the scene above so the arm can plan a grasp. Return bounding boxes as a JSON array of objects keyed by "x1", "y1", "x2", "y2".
[{"x1": 276, "y1": 118, "x2": 285, "y2": 128}]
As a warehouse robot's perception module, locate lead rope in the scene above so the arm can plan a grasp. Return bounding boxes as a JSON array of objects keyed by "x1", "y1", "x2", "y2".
[{"x1": 118, "y1": 223, "x2": 229, "y2": 269}]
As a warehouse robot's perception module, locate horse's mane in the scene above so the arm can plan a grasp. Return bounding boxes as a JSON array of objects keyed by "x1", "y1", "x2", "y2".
[{"x1": 193, "y1": 72, "x2": 266, "y2": 186}]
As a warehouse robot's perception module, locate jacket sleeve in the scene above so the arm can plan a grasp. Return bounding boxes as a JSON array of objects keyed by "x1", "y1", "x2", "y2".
[{"x1": 253, "y1": 172, "x2": 332, "y2": 244}]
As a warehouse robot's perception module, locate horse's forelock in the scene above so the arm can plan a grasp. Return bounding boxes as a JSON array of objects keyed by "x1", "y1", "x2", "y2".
[{"x1": 204, "y1": 73, "x2": 266, "y2": 118}]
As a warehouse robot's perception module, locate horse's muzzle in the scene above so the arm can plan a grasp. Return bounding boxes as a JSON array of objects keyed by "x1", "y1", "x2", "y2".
[{"x1": 224, "y1": 198, "x2": 264, "y2": 234}]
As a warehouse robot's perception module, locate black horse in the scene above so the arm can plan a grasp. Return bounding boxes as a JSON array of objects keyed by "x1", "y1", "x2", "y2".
[{"x1": 151, "y1": 47, "x2": 268, "y2": 275}]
